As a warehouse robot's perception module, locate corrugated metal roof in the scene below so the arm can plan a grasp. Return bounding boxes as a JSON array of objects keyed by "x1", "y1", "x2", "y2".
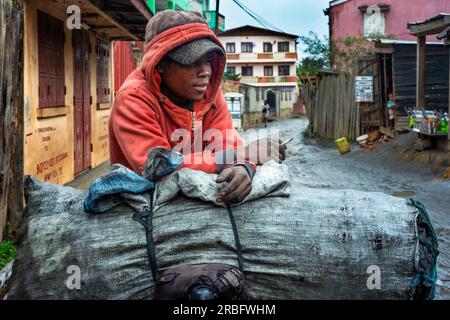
[
  {"x1": 329, "y1": 0, "x2": 349, "y2": 8},
  {"x1": 369, "y1": 38, "x2": 445, "y2": 45},
  {"x1": 408, "y1": 13, "x2": 450, "y2": 27},
  {"x1": 437, "y1": 26, "x2": 450, "y2": 39}
]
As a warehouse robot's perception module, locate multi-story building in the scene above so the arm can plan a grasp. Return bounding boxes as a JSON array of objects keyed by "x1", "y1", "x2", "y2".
[
  {"x1": 325, "y1": 0, "x2": 450, "y2": 41},
  {"x1": 218, "y1": 25, "x2": 299, "y2": 126}
]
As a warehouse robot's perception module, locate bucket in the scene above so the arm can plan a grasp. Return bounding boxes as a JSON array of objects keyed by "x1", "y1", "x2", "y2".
[{"x1": 335, "y1": 137, "x2": 351, "y2": 155}]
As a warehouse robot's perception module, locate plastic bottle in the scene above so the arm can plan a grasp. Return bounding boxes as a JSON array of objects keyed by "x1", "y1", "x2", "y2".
[
  {"x1": 428, "y1": 111, "x2": 438, "y2": 135},
  {"x1": 414, "y1": 109, "x2": 424, "y2": 132},
  {"x1": 441, "y1": 113, "x2": 448, "y2": 133}
]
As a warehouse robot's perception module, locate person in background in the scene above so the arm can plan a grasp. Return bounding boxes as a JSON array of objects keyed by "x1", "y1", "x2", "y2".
[
  {"x1": 387, "y1": 93, "x2": 397, "y2": 130},
  {"x1": 262, "y1": 100, "x2": 270, "y2": 128}
]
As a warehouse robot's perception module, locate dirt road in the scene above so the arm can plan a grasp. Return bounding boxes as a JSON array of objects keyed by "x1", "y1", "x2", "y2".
[{"x1": 245, "y1": 117, "x2": 450, "y2": 299}]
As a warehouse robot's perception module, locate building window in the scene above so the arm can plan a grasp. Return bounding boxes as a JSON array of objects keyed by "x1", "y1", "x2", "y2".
[
  {"x1": 278, "y1": 65, "x2": 290, "y2": 76},
  {"x1": 364, "y1": 5, "x2": 386, "y2": 36},
  {"x1": 96, "y1": 39, "x2": 111, "y2": 104},
  {"x1": 226, "y1": 42, "x2": 235, "y2": 53},
  {"x1": 241, "y1": 66, "x2": 253, "y2": 76},
  {"x1": 278, "y1": 41, "x2": 289, "y2": 52},
  {"x1": 38, "y1": 11, "x2": 65, "y2": 108},
  {"x1": 241, "y1": 42, "x2": 253, "y2": 53},
  {"x1": 264, "y1": 66, "x2": 273, "y2": 76},
  {"x1": 226, "y1": 66, "x2": 236, "y2": 74},
  {"x1": 263, "y1": 42, "x2": 273, "y2": 52}
]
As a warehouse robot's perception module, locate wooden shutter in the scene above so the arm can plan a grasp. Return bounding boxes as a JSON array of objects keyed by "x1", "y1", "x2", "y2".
[
  {"x1": 38, "y1": 10, "x2": 65, "y2": 108},
  {"x1": 96, "y1": 39, "x2": 110, "y2": 104}
]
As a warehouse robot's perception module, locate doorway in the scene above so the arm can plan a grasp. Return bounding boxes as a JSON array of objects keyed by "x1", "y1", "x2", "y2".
[
  {"x1": 266, "y1": 90, "x2": 276, "y2": 116},
  {"x1": 379, "y1": 53, "x2": 394, "y2": 128},
  {"x1": 73, "y1": 29, "x2": 92, "y2": 175}
]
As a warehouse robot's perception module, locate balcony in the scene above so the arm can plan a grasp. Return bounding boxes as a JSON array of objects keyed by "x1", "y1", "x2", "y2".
[
  {"x1": 240, "y1": 76, "x2": 298, "y2": 85},
  {"x1": 226, "y1": 52, "x2": 298, "y2": 62}
]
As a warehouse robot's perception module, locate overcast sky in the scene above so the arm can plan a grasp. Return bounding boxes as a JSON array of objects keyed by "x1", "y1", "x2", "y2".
[{"x1": 212, "y1": 0, "x2": 332, "y2": 59}]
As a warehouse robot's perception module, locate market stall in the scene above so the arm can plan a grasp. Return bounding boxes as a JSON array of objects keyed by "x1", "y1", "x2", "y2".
[{"x1": 408, "y1": 14, "x2": 450, "y2": 151}]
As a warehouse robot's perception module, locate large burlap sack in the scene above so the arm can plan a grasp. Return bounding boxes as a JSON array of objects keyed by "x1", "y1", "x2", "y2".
[{"x1": 8, "y1": 162, "x2": 438, "y2": 300}]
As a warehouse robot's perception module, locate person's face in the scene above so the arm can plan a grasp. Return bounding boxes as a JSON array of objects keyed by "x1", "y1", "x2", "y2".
[
  {"x1": 158, "y1": 53, "x2": 213, "y2": 104},
  {"x1": 389, "y1": 94, "x2": 394, "y2": 100}
]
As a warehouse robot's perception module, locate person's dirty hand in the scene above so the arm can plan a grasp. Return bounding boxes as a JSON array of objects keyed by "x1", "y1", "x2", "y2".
[
  {"x1": 215, "y1": 166, "x2": 252, "y2": 204},
  {"x1": 237, "y1": 138, "x2": 287, "y2": 165}
]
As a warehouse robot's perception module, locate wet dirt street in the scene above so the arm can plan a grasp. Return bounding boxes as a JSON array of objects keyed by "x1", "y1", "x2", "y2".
[{"x1": 244, "y1": 116, "x2": 450, "y2": 300}]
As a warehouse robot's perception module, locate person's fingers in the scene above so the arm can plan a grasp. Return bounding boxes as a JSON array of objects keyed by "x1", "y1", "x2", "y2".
[
  {"x1": 222, "y1": 178, "x2": 252, "y2": 203},
  {"x1": 217, "y1": 170, "x2": 241, "y2": 199},
  {"x1": 216, "y1": 168, "x2": 233, "y2": 183},
  {"x1": 279, "y1": 143, "x2": 286, "y2": 160}
]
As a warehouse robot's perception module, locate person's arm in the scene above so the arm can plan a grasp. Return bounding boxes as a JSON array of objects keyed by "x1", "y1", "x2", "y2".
[
  {"x1": 111, "y1": 88, "x2": 254, "y2": 175},
  {"x1": 199, "y1": 90, "x2": 256, "y2": 178}
]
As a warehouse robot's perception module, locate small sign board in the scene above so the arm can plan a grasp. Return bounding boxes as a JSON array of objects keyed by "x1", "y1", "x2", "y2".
[{"x1": 355, "y1": 76, "x2": 374, "y2": 102}]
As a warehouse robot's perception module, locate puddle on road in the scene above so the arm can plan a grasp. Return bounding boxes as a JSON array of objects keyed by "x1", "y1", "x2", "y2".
[{"x1": 391, "y1": 191, "x2": 416, "y2": 198}]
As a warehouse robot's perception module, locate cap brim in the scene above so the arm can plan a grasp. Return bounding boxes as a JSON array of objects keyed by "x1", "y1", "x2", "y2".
[{"x1": 167, "y1": 38, "x2": 224, "y2": 66}]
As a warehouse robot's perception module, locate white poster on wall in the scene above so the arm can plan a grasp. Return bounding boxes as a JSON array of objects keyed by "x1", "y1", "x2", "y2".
[{"x1": 355, "y1": 76, "x2": 374, "y2": 103}]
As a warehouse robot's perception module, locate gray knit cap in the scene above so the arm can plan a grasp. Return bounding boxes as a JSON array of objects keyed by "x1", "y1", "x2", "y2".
[{"x1": 145, "y1": 10, "x2": 224, "y2": 66}]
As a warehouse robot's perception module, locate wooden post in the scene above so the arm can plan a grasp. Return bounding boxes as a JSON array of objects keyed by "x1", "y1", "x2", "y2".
[
  {"x1": 416, "y1": 36, "x2": 426, "y2": 108},
  {"x1": 0, "y1": 0, "x2": 24, "y2": 241},
  {"x1": 383, "y1": 54, "x2": 389, "y2": 127}
]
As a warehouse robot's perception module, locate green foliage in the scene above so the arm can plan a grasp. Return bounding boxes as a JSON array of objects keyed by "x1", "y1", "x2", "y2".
[
  {"x1": 223, "y1": 72, "x2": 241, "y2": 81},
  {"x1": 332, "y1": 36, "x2": 375, "y2": 72},
  {"x1": 297, "y1": 30, "x2": 397, "y2": 75},
  {"x1": 0, "y1": 240, "x2": 16, "y2": 270},
  {"x1": 297, "y1": 31, "x2": 331, "y2": 77}
]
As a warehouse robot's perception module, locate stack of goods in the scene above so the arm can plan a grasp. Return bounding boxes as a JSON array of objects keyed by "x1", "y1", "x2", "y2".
[{"x1": 409, "y1": 108, "x2": 448, "y2": 135}]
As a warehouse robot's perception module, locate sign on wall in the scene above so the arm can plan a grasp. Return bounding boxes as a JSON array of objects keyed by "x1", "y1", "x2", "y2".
[{"x1": 355, "y1": 76, "x2": 374, "y2": 103}]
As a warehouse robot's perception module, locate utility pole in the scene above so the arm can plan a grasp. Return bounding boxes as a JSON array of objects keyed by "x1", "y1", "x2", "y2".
[{"x1": 214, "y1": 0, "x2": 220, "y2": 34}]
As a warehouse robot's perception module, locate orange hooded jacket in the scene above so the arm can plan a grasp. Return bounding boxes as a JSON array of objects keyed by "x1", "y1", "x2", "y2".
[{"x1": 109, "y1": 18, "x2": 255, "y2": 176}]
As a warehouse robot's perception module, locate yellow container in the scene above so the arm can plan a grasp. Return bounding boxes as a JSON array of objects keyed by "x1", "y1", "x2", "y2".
[{"x1": 335, "y1": 137, "x2": 351, "y2": 155}]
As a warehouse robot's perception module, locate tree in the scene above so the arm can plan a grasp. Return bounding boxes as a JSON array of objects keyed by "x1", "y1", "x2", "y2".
[
  {"x1": 222, "y1": 71, "x2": 241, "y2": 81},
  {"x1": 297, "y1": 31, "x2": 331, "y2": 77}
]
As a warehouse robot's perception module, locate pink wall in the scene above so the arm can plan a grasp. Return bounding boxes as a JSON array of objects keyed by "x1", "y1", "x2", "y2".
[{"x1": 329, "y1": 0, "x2": 450, "y2": 41}]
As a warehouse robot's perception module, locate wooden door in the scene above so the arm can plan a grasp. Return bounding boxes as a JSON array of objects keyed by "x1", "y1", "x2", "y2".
[
  {"x1": 357, "y1": 55, "x2": 381, "y2": 132},
  {"x1": 73, "y1": 30, "x2": 91, "y2": 175}
]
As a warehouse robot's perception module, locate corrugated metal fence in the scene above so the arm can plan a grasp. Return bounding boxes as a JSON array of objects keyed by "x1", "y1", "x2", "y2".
[
  {"x1": 393, "y1": 43, "x2": 449, "y2": 111},
  {"x1": 114, "y1": 41, "x2": 139, "y2": 95}
]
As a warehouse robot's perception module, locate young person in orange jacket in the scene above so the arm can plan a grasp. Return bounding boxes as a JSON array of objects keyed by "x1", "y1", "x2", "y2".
[{"x1": 110, "y1": 10, "x2": 286, "y2": 204}]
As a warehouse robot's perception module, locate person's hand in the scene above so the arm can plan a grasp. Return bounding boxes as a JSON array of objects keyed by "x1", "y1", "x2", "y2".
[
  {"x1": 215, "y1": 166, "x2": 252, "y2": 204},
  {"x1": 237, "y1": 138, "x2": 287, "y2": 165}
]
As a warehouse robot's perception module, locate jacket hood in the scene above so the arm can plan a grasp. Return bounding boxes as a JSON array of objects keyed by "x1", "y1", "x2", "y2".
[{"x1": 141, "y1": 13, "x2": 226, "y2": 113}]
